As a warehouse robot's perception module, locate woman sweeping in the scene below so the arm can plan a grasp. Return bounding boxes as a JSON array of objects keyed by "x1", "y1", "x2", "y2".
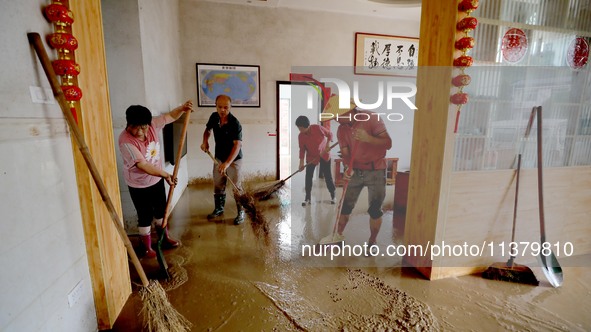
[{"x1": 118, "y1": 100, "x2": 193, "y2": 258}]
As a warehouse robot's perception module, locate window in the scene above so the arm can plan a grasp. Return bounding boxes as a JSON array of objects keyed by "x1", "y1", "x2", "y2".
[{"x1": 454, "y1": 0, "x2": 591, "y2": 170}]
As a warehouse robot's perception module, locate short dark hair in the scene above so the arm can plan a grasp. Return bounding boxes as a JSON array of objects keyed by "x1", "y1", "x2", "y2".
[
  {"x1": 126, "y1": 105, "x2": 152, "y2": 126},
  {"x1": 295, "y1": 115, "x2": 310, "y2": 128}
]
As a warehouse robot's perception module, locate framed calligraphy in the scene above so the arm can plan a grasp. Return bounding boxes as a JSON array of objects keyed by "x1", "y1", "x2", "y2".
[
  {"x1": 196, "y1": 63, "x2": 260, "y2": 107},
  {"x1": 354, "y1": 32, "x2": 419, "y2": 77}
]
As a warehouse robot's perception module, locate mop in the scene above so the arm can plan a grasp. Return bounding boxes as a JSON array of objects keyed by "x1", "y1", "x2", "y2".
[{"x1": 27, "y1": 33, "x2": 191, "y2": 332}]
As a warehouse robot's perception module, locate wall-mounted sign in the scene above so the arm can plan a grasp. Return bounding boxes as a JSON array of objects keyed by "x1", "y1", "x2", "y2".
[{"x1": 354, "y1": 32, "x2": 419, "y2": 77}]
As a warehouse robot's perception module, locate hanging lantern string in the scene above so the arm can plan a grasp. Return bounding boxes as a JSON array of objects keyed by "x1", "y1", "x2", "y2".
[
  {"x1": 452, "y1": 0, "x2": 479, "y2": 133},
  {"x1": 44, "y1": 0, "x2": 81, "y2": 124}
]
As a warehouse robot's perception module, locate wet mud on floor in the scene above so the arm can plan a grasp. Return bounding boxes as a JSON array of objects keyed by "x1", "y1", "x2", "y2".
[{"x1": 111, "y1": 183, "x2": 591, "y2": 331}]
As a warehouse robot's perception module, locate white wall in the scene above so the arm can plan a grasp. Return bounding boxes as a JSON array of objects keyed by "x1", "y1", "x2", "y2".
[
  {"x1": 0, "y1": 1, "x2": 97, "y2": 331},
  {"x1": 179, "y1": 1, "x2": 420, "y2": 181},
  {"x1": 0, "y1": 2, "x2": 419, "y2": 329},
  {"x1": 103, "y1": 0, "x2": 189, "y2": 231}
]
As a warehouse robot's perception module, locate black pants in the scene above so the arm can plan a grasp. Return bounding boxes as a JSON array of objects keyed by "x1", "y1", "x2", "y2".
[
  {"x1": 305, "y1": 158, "x2": 336, "y2": 201},
  {"x1": 128, "y1": 178, "x2": 166, "y2": 227}
]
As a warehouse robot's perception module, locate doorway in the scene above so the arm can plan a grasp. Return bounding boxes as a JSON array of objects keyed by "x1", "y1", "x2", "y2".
[{"x1": 276, "y1": 81, "x2": 323, "y2": 180}]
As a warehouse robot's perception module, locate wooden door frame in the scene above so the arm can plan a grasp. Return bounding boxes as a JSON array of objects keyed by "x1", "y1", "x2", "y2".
[{"x1": 68, "y1": 1, "x2": 130, "y2": 329}]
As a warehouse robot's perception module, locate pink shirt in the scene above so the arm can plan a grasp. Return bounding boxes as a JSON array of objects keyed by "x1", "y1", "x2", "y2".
[
  {"x1": 337, "y1": 110, "x2": 392, "y2": 170},
  {"x1": 119, "y1": 115, "x2": 168, "y2": 188},
  {"x1": 298, "y1": 124, "x2": 333, "y2": 164}
]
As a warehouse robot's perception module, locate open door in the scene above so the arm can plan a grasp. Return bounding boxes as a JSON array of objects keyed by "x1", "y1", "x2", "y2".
[{"x1": 276, "y1": 81, "x2": 323, "y2": 180}]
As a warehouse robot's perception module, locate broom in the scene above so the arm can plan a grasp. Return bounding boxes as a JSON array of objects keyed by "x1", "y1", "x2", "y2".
[
  {"x1": 204, "y1": 150, "x2": 267, "y2": 232},
  {"x1": 156, "y1": 111, "x2": 191, "y2": 280},
  {"x1": 318, "y1": 140, "x2": 360, "y2": 245},
  {"x1": 481, "y1": 154, "x2": 539, "y2": 285},
  {"x1": 28, "y1": 33, "x2": 191, "y2": 332},
  {"x1": 253, "y1": 141, "x2": 339, "y2": 201},
  {"x1": 481, "y1": 107, "x2": 538, "y2": 286}
]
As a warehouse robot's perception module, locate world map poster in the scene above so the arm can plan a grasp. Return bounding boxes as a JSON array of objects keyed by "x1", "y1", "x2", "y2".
[{"x1": 196, "y1": 63, "x2": 260, "y2": 107}]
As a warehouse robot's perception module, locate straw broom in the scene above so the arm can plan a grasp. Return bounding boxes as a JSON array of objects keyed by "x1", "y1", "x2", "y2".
[
  {"x1": 205, "y1": 151, "x2": 270, "y2": 242},
  {"x1": 253, "y1": 141, "x2": 340, "y2": 201},
  {"x1": 27, "y1": 33, "x2": 191, "y2": 332}
]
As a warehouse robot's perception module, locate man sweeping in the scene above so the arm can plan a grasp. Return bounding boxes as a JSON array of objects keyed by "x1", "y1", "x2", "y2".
[
  {"x1": 320, "y1": 95, "x2": 392, "y2": 255},
  {"x1": 295, "y1": 115, "x2": 336, "y2": 206},
  {"x1": 201, "y1": 94, "x2": 246, "y2": 225}
]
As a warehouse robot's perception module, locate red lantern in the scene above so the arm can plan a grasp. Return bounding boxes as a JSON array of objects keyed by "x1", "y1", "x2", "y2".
[
  {"x1": 456, "y1": 17, "x2": 478, "y2": 31},
  {"x1": 452, "y1": 74, "x2": 472, "y2": 87},
  {"x1": 52, "y1": 59, "x2": 80, "y2": 77},
  {"x1": 46, "y1": 33, "x2": 78, "y2": 52},
  {"x1": 450, "y1": 92, "x2": 469, "y2": 105},
  {"x1": 62, "y1": 85, "x2": 83, "y2": 101},
  {"x1": 455, "y1": 37, "x2": 475, "y2": 51},
  {"x1": 44, "y1": 4, "x2": 74, "y2": 27},
  {"x1": 453, "y1": 55, "x2": 473, "y2": 67},
  {"x1": 458, "y1": 0, "x2": 479, "y2": 12}
]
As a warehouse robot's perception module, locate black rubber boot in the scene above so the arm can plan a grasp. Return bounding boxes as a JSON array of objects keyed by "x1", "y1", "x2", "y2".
[
  {"x1": 207, "y1": 194, "x2": 226, "y2": 219},
  {"x1": 233, "y1": 203, "x2": 245, "y2": 225}
]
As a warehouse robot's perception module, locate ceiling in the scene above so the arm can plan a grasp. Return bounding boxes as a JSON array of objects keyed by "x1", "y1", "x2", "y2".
[{"x1": 197, "y1": 0, "x2": 422, "y2": 21}]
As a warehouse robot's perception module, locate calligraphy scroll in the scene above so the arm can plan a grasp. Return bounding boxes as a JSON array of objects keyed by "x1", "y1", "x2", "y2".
[{"x1": 354, "y1": 32, "x2": 419, "y2": 77}]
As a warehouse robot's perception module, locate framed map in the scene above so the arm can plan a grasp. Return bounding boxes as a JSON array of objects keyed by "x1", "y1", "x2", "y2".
[
  {"x1": 196, "y1": 63, "x2": 260, "y2": 107},
  {"x1": 354, "y1": 32, "x2": 419, "y2": 77}
]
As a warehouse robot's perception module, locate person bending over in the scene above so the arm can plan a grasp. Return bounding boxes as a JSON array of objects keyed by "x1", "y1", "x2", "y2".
[
  {"x1": 321, "y1": 96, "x2": 392, "y2": 255},
  {"x1": 119, "y1": 100, "x2": 193, "y2": 258}
]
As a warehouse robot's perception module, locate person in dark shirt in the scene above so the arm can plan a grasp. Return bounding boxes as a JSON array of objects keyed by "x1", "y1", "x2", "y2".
[{"x1": 200, "y1": 94, "x2": 245, "y2": 225}]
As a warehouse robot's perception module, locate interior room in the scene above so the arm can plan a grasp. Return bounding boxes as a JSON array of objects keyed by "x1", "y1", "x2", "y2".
[{"x1": 1, "y1": 0, "x2": 590, "y2": 331}]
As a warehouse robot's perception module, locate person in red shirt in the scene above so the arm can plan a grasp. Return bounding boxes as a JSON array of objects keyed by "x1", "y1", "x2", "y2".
[
  {"x1": 119, "y1": 100, "x2": 193, "y2": 258},
  {"x1": 321, "y1": 96, "x2": 392, "y2": 255},
  {"x1": 296, "y1": 115, "x2": 336, "y2": 206}
]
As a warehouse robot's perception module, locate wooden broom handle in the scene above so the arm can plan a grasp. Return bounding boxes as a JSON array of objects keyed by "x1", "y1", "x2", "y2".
[
  {"x1": 524, "y1": 106, "x2": 537, "y2": 138},
  {"x1": 27, "y1": 32, "x2": 150, "y2": 287},
  {"x1": 285, "y1": 141, "x2": 340, "y2": 181},
  {"x1": 330, "y1": 139, "x2": 360, "y2": 237},
  {"x1": 205, "y1": 150, "x2": 241, "y2": 192},
  {"x1": 536, "y1": 106, "x2": 547, "y2": 243},
  {"x1": 162, "y1": 112, "x2": 191, "y2": 228}
]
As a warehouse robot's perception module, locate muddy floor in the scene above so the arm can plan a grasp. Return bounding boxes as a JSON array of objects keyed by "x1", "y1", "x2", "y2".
[{"x1": 111, "y1": 181, "x2": 591, "y2": 331}]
